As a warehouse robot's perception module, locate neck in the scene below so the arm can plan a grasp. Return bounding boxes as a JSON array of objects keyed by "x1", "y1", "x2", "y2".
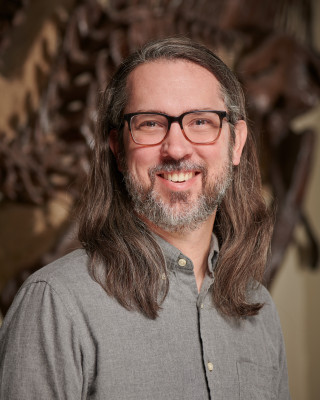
[{"x1": 147, "y1": 214, "x2": 216, "y2": 292}]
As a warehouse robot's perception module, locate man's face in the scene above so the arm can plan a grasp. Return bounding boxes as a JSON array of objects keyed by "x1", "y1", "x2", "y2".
[{"x1": 110, "y1": 60, "x2": 247, "y2": 233}]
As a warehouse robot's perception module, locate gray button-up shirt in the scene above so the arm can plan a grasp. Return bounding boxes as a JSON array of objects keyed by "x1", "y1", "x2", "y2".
[{"x1": 0, "y1": 235, "x2": 290, "y2": 399}]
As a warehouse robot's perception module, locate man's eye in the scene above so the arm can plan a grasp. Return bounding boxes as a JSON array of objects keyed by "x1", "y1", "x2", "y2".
[
  {"x1": 195, "y1": 119, "x2": 208, "y2": 125},
  {"x1": 190, "y1": 119, "x2": 212, "y2": 127},
  {"x1": 188, "y1": 117, "x2": 218, "y2": 130},
  {"x1": 143, "y1": 121, "x2": 158, "y2": 127},
  {"x1": 138, "y1": 120, "x2": 163, "y2": 129}
]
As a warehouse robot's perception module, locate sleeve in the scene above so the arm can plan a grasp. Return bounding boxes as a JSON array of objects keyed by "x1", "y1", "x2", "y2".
[
  {"x1": 274, "y1": 306, "x2": 291, "y2": 400},
  {"x1": 260, "y1": 286, "x2": 291, "y2": 400},
  {"x1": 0, "y1": 280, "x2": 85, "y2": 400}
]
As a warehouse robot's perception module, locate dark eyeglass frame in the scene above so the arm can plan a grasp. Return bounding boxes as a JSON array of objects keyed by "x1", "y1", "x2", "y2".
[{"x1": 123, "y1": 110, "x2": 229, "y2": 146}]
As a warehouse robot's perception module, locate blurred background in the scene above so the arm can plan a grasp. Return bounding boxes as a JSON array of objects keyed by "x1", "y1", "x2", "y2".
[{"x1": 0, "y1": 0, "x2": 319, "y2": 398}]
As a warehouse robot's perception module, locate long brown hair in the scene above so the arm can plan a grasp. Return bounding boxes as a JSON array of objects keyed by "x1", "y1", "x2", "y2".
[{"x1": 78, "y1": 37, "x2": 274, "y2": 319}]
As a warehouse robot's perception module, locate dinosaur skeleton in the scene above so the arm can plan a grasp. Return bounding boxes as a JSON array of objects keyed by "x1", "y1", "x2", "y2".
[{"x1": 0, "y1": 0, "x2": 319, "y2": 315}]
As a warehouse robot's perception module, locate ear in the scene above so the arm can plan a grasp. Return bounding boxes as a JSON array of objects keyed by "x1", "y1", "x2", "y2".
[
  {"x1": 109, "y1": 129, "x2": 122, "y2": 171},
  {"x1": 232, "y1": 120, "x2": 247, "y2": 166}
]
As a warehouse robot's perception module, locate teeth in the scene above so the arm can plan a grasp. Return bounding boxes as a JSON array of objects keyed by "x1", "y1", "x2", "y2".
[{"x1": 163, "y1": 172, "x2": 194, "y2": 182}]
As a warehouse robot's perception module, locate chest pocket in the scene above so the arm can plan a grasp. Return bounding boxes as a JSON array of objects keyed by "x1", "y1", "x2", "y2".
[{"x1": 237, "y1": 361, "x2": 278, "y2": 400}]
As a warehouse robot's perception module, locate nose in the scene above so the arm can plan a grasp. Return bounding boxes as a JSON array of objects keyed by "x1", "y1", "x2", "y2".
[{"x1": 160, "y1": 121, "x2": 193, "y2": 160}]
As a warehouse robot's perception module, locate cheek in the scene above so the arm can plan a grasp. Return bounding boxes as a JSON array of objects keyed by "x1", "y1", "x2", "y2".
[
  {"x1": 125, "y1": 146, "x2": 159, "y2": 179},
  {"x1": 199, "y1": 144, "x2": 230, "y2": 172}
]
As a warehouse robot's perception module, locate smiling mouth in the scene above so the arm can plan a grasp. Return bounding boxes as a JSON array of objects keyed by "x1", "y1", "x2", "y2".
[{"x1": 160, "y1": 171, "x2": 197, "y2": 183}]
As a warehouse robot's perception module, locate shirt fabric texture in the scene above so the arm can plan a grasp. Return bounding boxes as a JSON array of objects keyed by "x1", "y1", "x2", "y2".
[{"x1": 0, "y1": 235, "x2": 290, "y2": 399}]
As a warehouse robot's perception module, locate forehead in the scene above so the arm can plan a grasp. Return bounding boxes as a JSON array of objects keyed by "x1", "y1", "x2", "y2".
[{"x1": 125, "y1": 60, "x2": 225, "y2": 114}]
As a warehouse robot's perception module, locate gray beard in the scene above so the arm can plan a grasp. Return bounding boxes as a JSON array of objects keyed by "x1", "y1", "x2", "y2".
[{"x1": 123, "y1": 159, "x2": 233, "y2": 233}]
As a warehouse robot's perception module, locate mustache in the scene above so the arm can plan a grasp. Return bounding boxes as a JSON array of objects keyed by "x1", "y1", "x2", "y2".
[{"x1": 149, "y1": 160, "x2": 207, "y2": 175}]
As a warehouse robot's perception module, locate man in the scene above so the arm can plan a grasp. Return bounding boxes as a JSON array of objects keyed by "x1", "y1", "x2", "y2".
[{"x1": 0, "y1": 38, "x2": 290, "y2": 399}]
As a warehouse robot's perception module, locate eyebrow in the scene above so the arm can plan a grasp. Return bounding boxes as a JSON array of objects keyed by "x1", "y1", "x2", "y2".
[{"x1": 131, "y1": 107, "x2": 221, "y2": 115}]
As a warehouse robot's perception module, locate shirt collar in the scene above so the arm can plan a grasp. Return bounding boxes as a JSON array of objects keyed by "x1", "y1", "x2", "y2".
[{"x1": 152, "y1": 232, "x2": 219, "y2": 274}]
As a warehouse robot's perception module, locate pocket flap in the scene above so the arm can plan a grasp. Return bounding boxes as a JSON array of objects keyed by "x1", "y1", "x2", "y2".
[{"x1": 237, "y1": 360, "x2": 278, "y2": 400}]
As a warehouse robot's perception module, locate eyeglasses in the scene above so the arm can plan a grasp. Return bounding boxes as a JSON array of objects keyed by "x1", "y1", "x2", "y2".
[{"x1": 123, "y1": 110, "x2": 229, "y2": 146}]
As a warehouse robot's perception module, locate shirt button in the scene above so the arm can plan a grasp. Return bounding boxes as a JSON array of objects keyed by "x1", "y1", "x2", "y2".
[
  {"x1": 207, "y1": 362, "x2": 214, "y2": 371},
  {"x1": 161, "y1": 273, "x2": 166, "y2": 280},
  {"x1": 200, "y1": 303, "x2": 204, "y2": 309},
  {"x1": 178, "y1": 258, "x2": 187, "y2": 267}
]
